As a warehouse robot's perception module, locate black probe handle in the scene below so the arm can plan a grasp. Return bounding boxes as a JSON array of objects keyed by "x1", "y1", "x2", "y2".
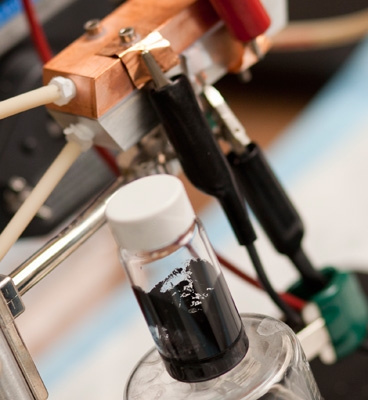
[
  {"x1": 148, "y1": 74, "x2": 256, "y2": 246},
  {"x1": 227, "y1": 143, "x2": 303, "y2": 255}
]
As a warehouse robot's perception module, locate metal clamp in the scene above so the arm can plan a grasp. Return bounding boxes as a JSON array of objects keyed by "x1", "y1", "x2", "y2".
[
  {"x1": 0, "y1": 274, "x2": 25, "y2": 318},
  {"x1": 202, "y1": 85, "x2": 250, "y2": 154}
]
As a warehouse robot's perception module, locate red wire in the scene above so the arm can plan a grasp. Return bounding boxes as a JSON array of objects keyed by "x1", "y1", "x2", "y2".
[
  {"x1": 21, "y1": 0, "x2": 53, "y2": 63},
  {"x1": 94, "y1": 146, "x2": 120, "y2": 176},
  {"x1": 215, "y1": 252, "x2": 306, "y2": 312}
]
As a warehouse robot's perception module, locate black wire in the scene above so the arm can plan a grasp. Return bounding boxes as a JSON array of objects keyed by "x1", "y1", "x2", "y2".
[
  {"x1": 289, "y1": 247, "x2": 328, "y2": 293},
  {"x1": 246, "y1": 243, "x2": 304, "y2": 331}
]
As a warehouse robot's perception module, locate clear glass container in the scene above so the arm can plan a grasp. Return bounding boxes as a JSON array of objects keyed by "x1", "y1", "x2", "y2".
[
  {"x1": 124, "y1": 314, "x2": 322, "y2": 400},
  {"x1": 120, "y1": 219, "x2": 249, "y2": 383}
]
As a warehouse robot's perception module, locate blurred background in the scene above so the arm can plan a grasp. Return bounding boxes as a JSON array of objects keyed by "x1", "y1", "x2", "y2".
[{"x1": 1, "y1": 0, "x2": 368, "y2": 398}]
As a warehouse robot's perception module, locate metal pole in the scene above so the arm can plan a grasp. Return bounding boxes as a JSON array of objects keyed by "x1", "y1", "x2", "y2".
[{"x1": 10, "y1": 177, "x2": 124, "y2": 296}]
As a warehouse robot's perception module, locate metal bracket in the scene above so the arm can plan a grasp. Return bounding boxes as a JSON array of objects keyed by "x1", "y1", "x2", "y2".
[
  {"x1": 0, "y1": 285, "x2": 48, "y2": 399},
  {"x1": 297, "y1": 302, "x2": 336, "y2": 364}
]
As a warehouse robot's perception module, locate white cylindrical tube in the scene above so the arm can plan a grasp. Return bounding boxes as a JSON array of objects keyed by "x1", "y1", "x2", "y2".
[
  {"x1": 0, "y1": 85, "x2": 60, "y2": 120},
  {"x1": 0, "y1": 141, "x2": 82, "y2": 261},
  {"x1": 273, "y1": 8, "x2": 368, "y2": 50}
]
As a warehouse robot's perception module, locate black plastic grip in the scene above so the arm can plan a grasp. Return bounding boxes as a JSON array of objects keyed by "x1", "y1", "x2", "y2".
[
  {"x1": 228, "y1": 143, "x2": 304, "y2": 255},
  {"x1": 148, "y1": 75, "x2": 256, "y2": 246}
]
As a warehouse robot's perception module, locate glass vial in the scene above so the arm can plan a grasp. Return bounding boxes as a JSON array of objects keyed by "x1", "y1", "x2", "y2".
[
  {"x1": 106, "y1": 174, "x2": 322, "y2": 400},
  {"x1": 105, "y1": 174, "x2": 249, "y2": 382}
]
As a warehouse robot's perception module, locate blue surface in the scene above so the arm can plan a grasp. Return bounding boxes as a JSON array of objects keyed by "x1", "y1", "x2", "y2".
[
  {"x1": 0, "y1": 0, "x2": 22, "y2": 27},
  {"x1": 0, "y1": 0, "x2": 41, "y2": 27},
  {"x1": 268, "y1": 39, "x2": 368, "y2": 184},
  {"x1": 37, "y1": 283, "x2": 141, "y2": 389}
]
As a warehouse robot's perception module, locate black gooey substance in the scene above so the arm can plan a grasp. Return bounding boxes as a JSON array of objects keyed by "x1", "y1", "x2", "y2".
[{"x1": 133, "y1": 257, "x2": 249, "y2": 382}]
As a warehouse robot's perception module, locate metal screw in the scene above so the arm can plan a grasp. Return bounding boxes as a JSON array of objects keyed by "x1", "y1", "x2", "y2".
[
  {"x1": 119, "y1": 27, "x2": 137, "y2": 44},
  {"x1": 84, "y1": 19, "x2": 102, "y2": 37}
]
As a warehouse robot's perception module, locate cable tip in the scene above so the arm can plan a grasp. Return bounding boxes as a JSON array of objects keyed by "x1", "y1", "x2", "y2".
[{"x1": 141, "y1": 50, "x2": 171, "y2": 89}]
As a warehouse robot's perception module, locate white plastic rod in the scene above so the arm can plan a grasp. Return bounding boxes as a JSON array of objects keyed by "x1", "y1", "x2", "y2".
[
  {"x1": 0, "y1": 141, "x2": 82, "y2": 261},
  {"x1": 0, "y1": 85, "x2": 60, "y2": 120},
  {"x1": 273, "y1": 8, "x2": 368, "y2": 51}
]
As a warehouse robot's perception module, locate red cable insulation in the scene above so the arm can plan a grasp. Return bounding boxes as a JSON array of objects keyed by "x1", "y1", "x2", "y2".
[
  {"x1": 215, "y1": 252, "x2": 306, "y2": 312},
  {"x1": 94, "y1": 146, "x2": 120, "y2": 177},
  {"x1": 209, "y1": 0, "x2": 270, "y2": 42},
  {"x1": 21, "y1": 0, "x2": 53, "y2": 63}
]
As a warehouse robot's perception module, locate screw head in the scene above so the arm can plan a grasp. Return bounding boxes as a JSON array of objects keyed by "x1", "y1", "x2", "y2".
[
  {"x1": 84, "y1": 19, "x2": 102, "y2": 36},
  {"x1": 118, "y1": 27, "x2": 137, "y2": 44}
]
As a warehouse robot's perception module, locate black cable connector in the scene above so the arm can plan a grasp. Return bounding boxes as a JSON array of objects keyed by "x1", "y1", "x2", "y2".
[
  {"x1": 142, "y1": 51, "x2": 255, "y2": 246},
  {"x1": 228, "y1": 143, "x2": 328, "y2": 292}
]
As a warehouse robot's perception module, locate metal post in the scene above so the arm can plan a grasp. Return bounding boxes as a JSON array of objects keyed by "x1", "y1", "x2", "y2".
[{"x1": 10, "y1": 177, "x2": 124, "y2": 296}]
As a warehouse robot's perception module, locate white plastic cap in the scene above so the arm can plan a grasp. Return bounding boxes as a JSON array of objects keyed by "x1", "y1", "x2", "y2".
[
  {"x1": 48, "y1": 76, "x2": 76, "y2": 106},
  {"x1": 63, "y1": 123, "x2": 95, "y2": 151},
  {"x1": 105, "y1": 175, "x2": 196, "y2": 251}
]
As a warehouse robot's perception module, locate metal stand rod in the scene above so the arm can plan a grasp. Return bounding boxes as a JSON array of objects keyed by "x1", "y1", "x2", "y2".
[
  {"x1": 0, "y1": 328, "x2": 35, "y2": 399},
  {"x1": 10, "y1": 177, "x2": 124, "y2": 296}
]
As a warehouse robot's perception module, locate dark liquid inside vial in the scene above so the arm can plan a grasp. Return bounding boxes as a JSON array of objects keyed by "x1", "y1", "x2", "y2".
[{"x1": 133, "y1": 258, "x2": 249, "y2": 382}]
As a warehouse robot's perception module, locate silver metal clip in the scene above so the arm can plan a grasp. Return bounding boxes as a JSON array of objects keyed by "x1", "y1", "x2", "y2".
[{"x1": 202, "y1": 85, "x2": 250, "y2": 154}]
